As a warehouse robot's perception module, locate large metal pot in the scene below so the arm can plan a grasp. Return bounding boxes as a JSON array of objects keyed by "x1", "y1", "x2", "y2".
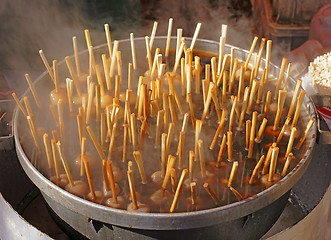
[{"x1": 14, "y1": 37, "x2": 317, "y2": 239}]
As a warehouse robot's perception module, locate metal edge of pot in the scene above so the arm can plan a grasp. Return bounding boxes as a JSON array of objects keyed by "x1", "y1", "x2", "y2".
[{"x1": 13, "y1": 37, "x2": 318, "y2": 231}]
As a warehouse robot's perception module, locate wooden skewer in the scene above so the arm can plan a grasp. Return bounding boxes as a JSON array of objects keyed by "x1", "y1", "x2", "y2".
[
  {"x1": 249, "y1": 155, "x2": 265, "y2": 184},
  {"x1": 181, "y1": 58, "x2": 186, "y2": 96},
  {"x1": 173, "y1": 40, "x2": 185, "y2": 73},
  {"x1": 65, "y1": 56, "x2": 82, "y2": 96},
  {"x1": 229, "y1": 96, "x2": 237, "y2": 132},
  {"x1": 203, "y1": 183, "x2": 222, "y2": 206},
  {"x1": 43, "y1": 133, "x2": 53, "y2": 171},
  {"x1": 104, "y1": 24, "x2": 113, "y2": 59},
  {"x1": 195, "y1": 56, "x2": 201, "y2": 94},
  {"x1": 190, "y1": 182, "x2": 197, "y2": 205},
  {"x1": 56, "y1": 141, "x2": 74, "y2": 187},
  {"x1": 100, "y1": 113, "x2": 106, "y2": 149},
  {"x1": 187, "y1": 93, "x2": 196, "y2": 129},
  {"x1": 262, "y1": 143, "x2": 276, "y2": 174},
  {"x1": 216, "y1": 134, "x2": 227, "y2": 167},
  {"x1": 176, "y1": 28, "x2": 183, "y2": 57},
  {"x1": 245, "y1": 120, "x2": 251, "y2": 150},
  {"x1": 181, "y1": 112, "x2": 190, "y2": 133},
  {"x1": 201, "y1": 83, "x2": 213, "y2": 121},
  {"x1": 86, "y1": 126, "x2": 106, "y2": 160},
  {"x1": 130, "y1": 113, "x2": 137, "y2": 150},
  {"x1": 292, "y1": 90, "x2": 305, "y2": 128},
  {"x1": 247, "y1": 79, "x2": 258, "y2": 114},
  {"x1": 165, "y1": 18, "x2": 173, "y2": 58},
  {"x1": 248, "y1": 111, "x2": 257, "y2": 158},
  {"x1": 139, "y1": 118, "x2": 147, "y2": 152},
  {"x1": 190, "y1": 22, "x2": 202, "y2": 50},
  {"x1": 25, "y1": 74, "x2": 41, "y2": 108},
  {"x1": 209, "y1": 108, "x2": 227, "y2": 150},
  {"x1": 88, "y1": 46, "x2": 95, "y2": 77},
  {"x1": 53, "y1": 60, "x2": 60, "y2": 93},
  {"x1": 244, "y1": 36, "x2": 258, "y2": 71},
  {"x1": 52, "y1": 130, "x2": 59, "y2": 143},
  {"x1": 285, "y1": 127, "x2": 297, "y2": 158},
  {"x1": 149, "y1": 21, "x2": 158, "y2": 52},
  {"x1": 162, "y1": 155, "x2": 176, "y2": 190},
  {"x1": 228, "y1": 59, "x2": 238, "y2": 94},
  {"x1": 127, "y1": 169, "x2": 138, "y2": 210},
  {"x1": 281, "y1": 153, "x2": 293, "y2": 177},
  {"x1": 168, "y1": 94, "x2": 178, "y2": 124},
  {"x1": 276, "y1": 117, "x2": 291, "y2": 145},
  {"x1": 155, "y1": 110, "x2": 165, "y2": 147},
  {"x1": 107, "y1": 122, "x2": 118, "y2": 160},
  {"x1": 125, "y1": 63, "x2": 132, "y2": 92},
  {"x1": 268, "y1": 146, "x2": 279, "y2": 182},
  {"x1": 238, "y1": 87, "x2": 250, "y2": 129},
  {"x1": 189, "y1": 151, "x2": 195, "y2": 182},
  {"x1": 296, "y1": 118, "x2": 314, "y2": 149},
  {"x1": 256, "y1": 68, "x2": 267, "y2": 104},
  {"x1": 274, "y1": 57, "x2": 288, "y2": 100},
  {"x1": 222, "y1": 71, "x2": 228, "y2": 106},
  {"x1": 228, "y1": 161, "x2": 238, "y2": 187},
  {"x1": 106, "y1": 160, "x2": 118, "y2": 203},
  {"x1": 51, "y1": 139, "x2": 61, "y2": 180},
  {"x1": 66, "y1": 78, "x2": 74, "y2": 113},
  {"x1": 133, "y1": 151, "x2": 147, "y2": 184},
  {"x1": 211, "y1": 88, "x2": 222, "y2": 123},
  {"x1": 195, "y1": 120, "x2": 203, "y2": 160},
  {"x1": 57, "y1": 99, "x2": 65, "y2": 142},
  {"x1": 177, "y1": 131, "x2": 185, "y2": 169},
  {"x1": 114, "y1": 75, "x2": 121, "y2": 102},
  {"x1": 227, "y1": 131, "x2": 233, "y2": 161},
  {"x1": 170, "y1": 169, "x2": 188, "y2": 212},
  {"x1": 211, "y1": 57, "x2": 217, "y2": 84},
  {"x1": 86, "y1": 81, "x2": 95, "y2": 124},
  {"x1": 217, "y1": 24, "x2": 227, "y2": 74},
  {"x1": 273, "y1": 90, "x2": 287, "y2": 130},
  {"x1": 264, "y1": 40, "x2": 272, "y2": 81},
  {"x1": 116, "y1": 51, "x2": 122, "y2": 82},
  {"x1": 255, "y1": 118, "x2": 268, "y2": 142},
  {"x1": 198, "y1": 139, "x2": 206, "y2": 178},
  {"x1": 231, "y1": 95, "x2": 240, "y2": 120},
  {"x1": 95, "y1": 85, "x2": 101, "y2": 121},
  {"x1": 80, "y1": 137, "x2": 87, "y2": 177},
  {"x1": 122, "y1": 124, "x2": 129, "y2": 162},
  {"x1": 217, "y1": 54, "x2": 231, "y2": 87},
  {"x1": 12, "y1": 93, "x2": 27, "y2": 117},
  {"x1": 39, "y1": 50, "x2": 55, "y2": 83},
  {"x1": 83, "y1": 155, "x2": 96, "y2": 200},
  {"x1": 170, "y1": 168, "x2": 177, "y2": 194},
  {"x1": 287, "y1": 79, "x2": 302, "y2": 119},
  {"x1": 254, "y1": 38, "x2": 266, "y2": 78},
  {"x1": 283, "y1": 62, "x2": 292, "y2": 91},
  {"x1": 145, "y1": 36, "x2": 153, "y2": 72},
  {"x1": 229, "y1": 186, "x2": 243, "y2": 201},
  {"x1": 109, "y1": 40, "x2": 119, "y2": 78},
  {"x1": 130, "y1": 33, "x2": 137, "y2": 70},
  {"x1": 161, "y1": 133, "x2": 167, "y2": 178},
  {"x1": 237, "y1": 67, "x2": 244, "y2": 102},
  {"x1": 264, "y1": 91, "x2": 271, "y2": 115},
  {"x1": 166, "y1": 123, "x2": 175, "y2": 157}
]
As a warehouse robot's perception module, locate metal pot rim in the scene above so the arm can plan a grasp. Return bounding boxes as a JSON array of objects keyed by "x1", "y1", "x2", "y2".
[{"x1": 13, "y1": 37, "x2": 317, "y2": 230}]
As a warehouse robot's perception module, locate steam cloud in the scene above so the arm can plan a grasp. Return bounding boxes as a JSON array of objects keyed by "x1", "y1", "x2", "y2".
[{"x1": 0, "y1": 0, "x2": 253, "y2": 73}]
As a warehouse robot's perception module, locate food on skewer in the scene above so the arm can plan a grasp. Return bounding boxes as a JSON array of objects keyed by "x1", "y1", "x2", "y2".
[{"x1": 16, "y1": 21, "x2": 313, "y2": 214}]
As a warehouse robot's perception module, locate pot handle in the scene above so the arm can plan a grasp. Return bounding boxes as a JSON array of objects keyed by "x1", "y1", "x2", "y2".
[{"x1": 311, "y1": 95, "x2": 331, "y2": 144}]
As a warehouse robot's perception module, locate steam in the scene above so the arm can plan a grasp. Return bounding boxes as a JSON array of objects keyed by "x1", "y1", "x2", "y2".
[{"x1": 0, "y1": 0, "x2": 254, "y2": 71}]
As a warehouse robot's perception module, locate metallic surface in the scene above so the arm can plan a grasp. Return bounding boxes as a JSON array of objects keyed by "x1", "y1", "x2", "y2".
[
  {"x1": 0, "y1": 192, "x2": 52, "y2": 240},
  {"x1": 14, "y1": 37, "x2": 318, "y2": 239}
]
